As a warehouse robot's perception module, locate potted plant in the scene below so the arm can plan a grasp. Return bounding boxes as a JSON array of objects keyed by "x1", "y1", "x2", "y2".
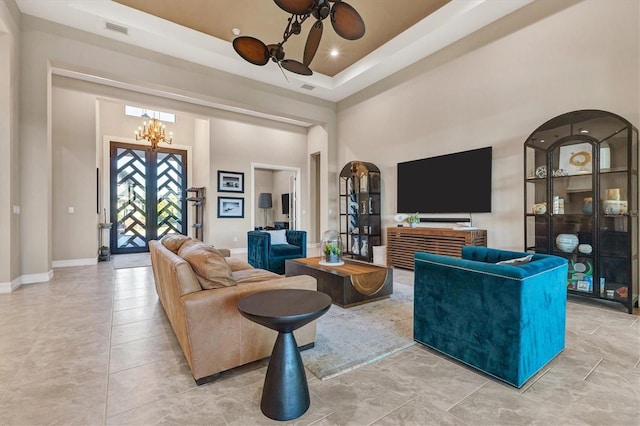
[
  {"x1": 323, "y1": 242, "x2": 342, "y2": 264},
  {"x1": 406, "y1": 213, "x2": 420, "y2": 228},
  {"x1": 99, "y1": 245, "x2": 110, "y2": 257}
]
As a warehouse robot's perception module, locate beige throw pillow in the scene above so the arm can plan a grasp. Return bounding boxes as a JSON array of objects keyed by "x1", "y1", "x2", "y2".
[
  {"x1": 178, "y1": 241, "x2": 236, "y2": 289},
  {"x1": 161, "y1": 234, "x2": 193, "y2": 253}
]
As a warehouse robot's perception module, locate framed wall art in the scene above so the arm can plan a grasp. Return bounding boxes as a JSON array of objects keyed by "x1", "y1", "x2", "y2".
[
  {"x1": 558, "y1": 143, "x2": 592, "y2": 175},
  {"x1": 217, "y1": 170, "x2": 244, "y2": 193},
  {"x1": 217, "y1": 196, "x2": 244, "y2": 218}
]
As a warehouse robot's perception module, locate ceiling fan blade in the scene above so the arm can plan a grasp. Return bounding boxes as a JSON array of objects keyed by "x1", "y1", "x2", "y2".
[
  {"x1": 232, "y1": 36, "x2": 269, "y2": 66},
  {"x1": 303, "y1": 20, "x2": 323, "y2": 66},
  {"x1": 281, "y1": 59, "x2": 313, "y2": 76},
  {"x1": 331, "y1": 1, "x2": 365, "y2": 40},
  {"x1": 274, "y1": 0, "x2": 314, "y2": 14},
  {"x1": 276, "y1": 61, "x2": 290, "y2": 83}
]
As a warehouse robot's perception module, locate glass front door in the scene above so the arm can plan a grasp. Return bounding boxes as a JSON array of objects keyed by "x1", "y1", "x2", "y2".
[{"x1": 110, "y1": 142, "x2": 187, "y2": 254}]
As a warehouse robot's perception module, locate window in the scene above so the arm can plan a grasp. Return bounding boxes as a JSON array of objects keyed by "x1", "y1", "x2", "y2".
[{"x1": 125, "y1": 105, "x2": 176, "y2": 123}]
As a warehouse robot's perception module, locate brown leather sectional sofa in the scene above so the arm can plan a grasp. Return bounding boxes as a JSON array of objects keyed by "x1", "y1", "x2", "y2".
[{"x1": 149, "y1": 234, "x2": 317, "y2": 384}]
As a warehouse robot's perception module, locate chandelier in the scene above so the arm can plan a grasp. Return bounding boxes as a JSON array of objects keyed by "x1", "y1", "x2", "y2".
[
  {"x1": 135, "y1": 113, "x2": 173, "y2": 150},
  {"x1": 232, "y1": 0, "x2": 365, "y2": 76}
]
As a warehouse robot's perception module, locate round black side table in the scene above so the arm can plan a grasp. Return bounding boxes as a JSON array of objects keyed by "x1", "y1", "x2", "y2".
[{"x1": 237, "y1": 289, "x2": 331, "y2": 421}]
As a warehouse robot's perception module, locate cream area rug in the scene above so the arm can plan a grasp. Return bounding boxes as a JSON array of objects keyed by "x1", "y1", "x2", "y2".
[
  {"x1": 302, "y1": 282, "x2": 415, "y2": 381},
  {"x1": 112, "y1": 253, "x2": 152, "y2": 269}
]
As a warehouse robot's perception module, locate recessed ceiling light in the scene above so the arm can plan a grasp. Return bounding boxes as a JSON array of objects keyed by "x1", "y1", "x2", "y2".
[
  {"x1": 579, "y1": 128, "x2": 589, "y2": 134},
  {"x1": 330, "y1": 49, "x2": 339, "y2": 57},
  {"x1": 232, "y1": 28, "x2": 241, "y2": 36}
]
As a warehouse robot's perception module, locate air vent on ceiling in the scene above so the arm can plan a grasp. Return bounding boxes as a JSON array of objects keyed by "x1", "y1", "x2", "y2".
[
  {"x1": 301, "y1": 84, "x2": 315, "y2": 91},
  {"x1": 105, "y1": 21, "x2": 129, "y2": 35}
]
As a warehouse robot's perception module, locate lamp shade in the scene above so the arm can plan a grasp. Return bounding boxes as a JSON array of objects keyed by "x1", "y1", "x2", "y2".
[{"x1": 258, "y1": 193, "x2": 273, "y2": 209}]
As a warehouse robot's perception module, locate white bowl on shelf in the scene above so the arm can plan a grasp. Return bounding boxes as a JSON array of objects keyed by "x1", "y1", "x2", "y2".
[
  {"x1": 556, "y1": 234, "x2": 579, "y2": 253},
  {"x1": 602, "y1": 200, "x2": 627, "y2": 215},
  {"x1": 578, "y1": 244, "x2": 592, "y2": 254}
]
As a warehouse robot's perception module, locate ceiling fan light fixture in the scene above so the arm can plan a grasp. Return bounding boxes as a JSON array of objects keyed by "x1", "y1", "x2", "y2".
[
  {"x1": 233, "y1": 0, "x2": 364, "y2": 77},
  {"x1": 274, "y1": 0, "x2": 314, "y2": 15},
  {"x1": 232, "y1": 36, "x2": 269, "y2": 66}
]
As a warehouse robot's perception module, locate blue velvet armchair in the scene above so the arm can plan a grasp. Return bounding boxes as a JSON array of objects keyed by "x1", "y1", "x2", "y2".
[
  {"x1": 247, "y1": 230, "x2": 307, "y2": 274},
  {"x1": 413, "y1": 246, "x2": 568, "y2": 388}
]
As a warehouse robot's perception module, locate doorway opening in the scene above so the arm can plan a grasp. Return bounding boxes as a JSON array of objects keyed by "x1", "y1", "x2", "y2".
[
  {"x1": 310, "y1": 152, "x2": 321, "y2": 243},
  {"x1": 251, "y1": 164, "x2": 300, "y2": 231}
]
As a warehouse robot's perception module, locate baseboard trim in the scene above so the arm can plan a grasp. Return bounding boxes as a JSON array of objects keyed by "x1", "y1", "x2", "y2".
[
  {"x1": 0, "y1": 277, "x2": 22, "y2": 293},
  {"x1": 52, "y1": 258, "x2": 98, "y2": 268},
  {"x1": 21, "y1": 270, "x2": 54, "y2": 285}
]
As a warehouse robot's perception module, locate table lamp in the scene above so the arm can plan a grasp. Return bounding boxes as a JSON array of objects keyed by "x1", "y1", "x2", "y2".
[{"x1": 258, "y1": 193, "x2": 272, "y2": 228}]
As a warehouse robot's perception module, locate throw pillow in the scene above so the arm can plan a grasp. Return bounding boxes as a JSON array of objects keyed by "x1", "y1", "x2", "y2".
[
  {"x1": 161, "y1": 234, "x2": 193, "y2": 253},
  {"x1": 496, "y1": 254, "x2": 534, "y2": 266},
  {"x1": 178, "y1": 241, "x2": 236, "y2": 289},
  {"x1": 267, "y1": 229, "x2": 288, "y2": 245}
]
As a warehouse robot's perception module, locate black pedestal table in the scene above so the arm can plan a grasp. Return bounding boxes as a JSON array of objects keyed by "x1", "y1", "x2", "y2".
[{"x1": 237, "y1": 289, "x2": 331, "y2": 421}]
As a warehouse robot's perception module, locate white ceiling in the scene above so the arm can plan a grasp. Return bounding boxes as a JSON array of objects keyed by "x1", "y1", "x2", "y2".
[{"x1": 15, "y1": 0, "x2": 534, "y2": 102}]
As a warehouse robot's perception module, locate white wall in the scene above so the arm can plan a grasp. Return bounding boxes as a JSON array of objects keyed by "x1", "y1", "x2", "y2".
[
  {"x1": 336, "y1": 0, "x2": 639, "y2": 251},
  {"x1": 0, "y1": 0, "x2": 20, "y2": 288}
]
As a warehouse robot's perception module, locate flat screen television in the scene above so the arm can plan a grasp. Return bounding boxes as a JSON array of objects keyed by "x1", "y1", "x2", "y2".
[{"x1": 397, "y1": 147, "x2": 492, "y2": 214}]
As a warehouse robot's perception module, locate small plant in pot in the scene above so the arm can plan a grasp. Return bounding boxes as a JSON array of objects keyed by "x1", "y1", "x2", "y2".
[
  {"x1": 323, "y1": 242, "x2": 342, "y2": 264},
  {"x1": 99, "y1": 245, "x2": 110, "y2": 256},
  {"x1": 406, "y1": 213, "x2": 420, "y2": 228}
]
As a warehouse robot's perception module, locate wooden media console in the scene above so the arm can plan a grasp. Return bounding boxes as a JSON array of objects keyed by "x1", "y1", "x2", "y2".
[{"x1": 386, "y1": 227, "x2": 487, "y2": 270}]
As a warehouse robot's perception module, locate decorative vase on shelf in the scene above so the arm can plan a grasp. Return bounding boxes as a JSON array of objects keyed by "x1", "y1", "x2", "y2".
[
  {"x1": 556, "y1": 234, "x2": 579, "y2": 253},
  {"x1": 582, "y1": 197, "x2": 593, "y2": 215}
]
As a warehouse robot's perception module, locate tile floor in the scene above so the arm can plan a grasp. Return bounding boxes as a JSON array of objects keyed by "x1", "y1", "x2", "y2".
[{"x1": 0, "y1": 258, "x2": 638, "y2": 425}]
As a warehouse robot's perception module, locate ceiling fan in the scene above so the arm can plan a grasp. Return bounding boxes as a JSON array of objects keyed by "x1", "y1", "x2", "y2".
[{"x1": 232, "y1": 0, "x2": 365, "y2": 76}]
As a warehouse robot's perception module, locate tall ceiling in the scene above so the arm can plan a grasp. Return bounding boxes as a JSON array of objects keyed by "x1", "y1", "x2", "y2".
[
  {"x1": 114, "y1": 0, "x2": 452, "y2": 77},
  {"x1": 15, "y1": 0, "x2": 535, "y2": 101}
]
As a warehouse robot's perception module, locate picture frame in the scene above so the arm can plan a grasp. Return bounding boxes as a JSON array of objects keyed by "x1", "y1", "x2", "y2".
[
  {"x1": 217, "y1": 170, "x2": 244, "y2": 193},
  {"x1": 217, "y1": 196, "x2": 244, "y2": 218},
  {"x1": 558, "y1": 143, "x2": 593, "y2": 176},
  {"x1": 576, "y1": 280, "x2": 592, "y2": 292}
]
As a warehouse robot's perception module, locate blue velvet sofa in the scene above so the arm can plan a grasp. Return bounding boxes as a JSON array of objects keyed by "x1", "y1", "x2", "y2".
[
  {"x1": 247, "y1": 230, "x2": 307, "y2": 274},
  {"x1": 413, "y1": 246, "x2": 568, "y2": 388}
]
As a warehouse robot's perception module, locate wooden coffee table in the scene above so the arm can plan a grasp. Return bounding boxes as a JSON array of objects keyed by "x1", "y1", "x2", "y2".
[{"x1": 285, "y1": 257, "x2": 393, "y2": 307}]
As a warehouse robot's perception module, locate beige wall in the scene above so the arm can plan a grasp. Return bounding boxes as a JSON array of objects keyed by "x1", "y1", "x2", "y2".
[
  {"x1": 50, "y1": 75, "x2": 312, "y2": 261},
  {"x1": 336, "y1": 0, "x2": 639, "y2": 251},
  {"x1": 210, "y1": 115, "x2": 308, "y2": 248},
  {"x1": 16, "y1": 15, "x2": 334, "y2": 280},
  {"x1": 10, "y1": 0, "x2": 638, "y2": 282},
  {"x1": 0, "y1": 0, "x2": 20, "y2": 289}
]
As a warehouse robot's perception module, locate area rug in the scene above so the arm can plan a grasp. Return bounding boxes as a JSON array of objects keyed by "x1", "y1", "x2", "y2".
[
  {"x1": 112, "y1": 253, "x2": 152, "y2": 269},
  {"x1": 302, "y1": 282, "x2": 415, "y2": 381}
]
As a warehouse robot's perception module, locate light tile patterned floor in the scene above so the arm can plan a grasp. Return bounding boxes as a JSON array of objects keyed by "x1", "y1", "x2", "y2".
[{"x1": 0, "y1": 258, "x2": 638, "y2": 425}]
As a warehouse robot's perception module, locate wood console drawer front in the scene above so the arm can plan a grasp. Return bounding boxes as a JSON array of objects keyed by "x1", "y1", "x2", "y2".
[{"x1": 386, "y1": 227, "x2": 487, "y2": 270}]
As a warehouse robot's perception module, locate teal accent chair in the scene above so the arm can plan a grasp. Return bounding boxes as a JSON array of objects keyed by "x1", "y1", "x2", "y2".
[
  {"x1": 247, "y1": 230, "x2": 307, "y2": 274},
  {"x1": 413, "y1": 246, "x2": 568, "y2": 388}
]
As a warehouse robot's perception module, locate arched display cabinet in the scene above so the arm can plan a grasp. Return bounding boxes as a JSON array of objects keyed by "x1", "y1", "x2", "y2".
[
  {"x1": 524, "y1": 110, "x2": 638, "y2": 313},
  {"x1": 339, "y1": 161, "x2": 381, "y2": 262}
]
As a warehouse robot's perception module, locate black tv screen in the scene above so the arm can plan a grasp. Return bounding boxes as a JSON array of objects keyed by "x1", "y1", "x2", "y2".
[{"x1": 397, "y1": 147, "x2": 492, "y2": 214}]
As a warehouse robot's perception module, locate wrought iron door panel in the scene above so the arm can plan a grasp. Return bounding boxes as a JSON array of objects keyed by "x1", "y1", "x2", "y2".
[
  {"x1": 156, "y1": 151, "x2": 184, "y2": 239},
  {"x1": 114, "y1": 146, "x2": 148, "y2": 250},
  {"x1": 110, "y1": 143, "x2": 187, "y2": 254}
]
